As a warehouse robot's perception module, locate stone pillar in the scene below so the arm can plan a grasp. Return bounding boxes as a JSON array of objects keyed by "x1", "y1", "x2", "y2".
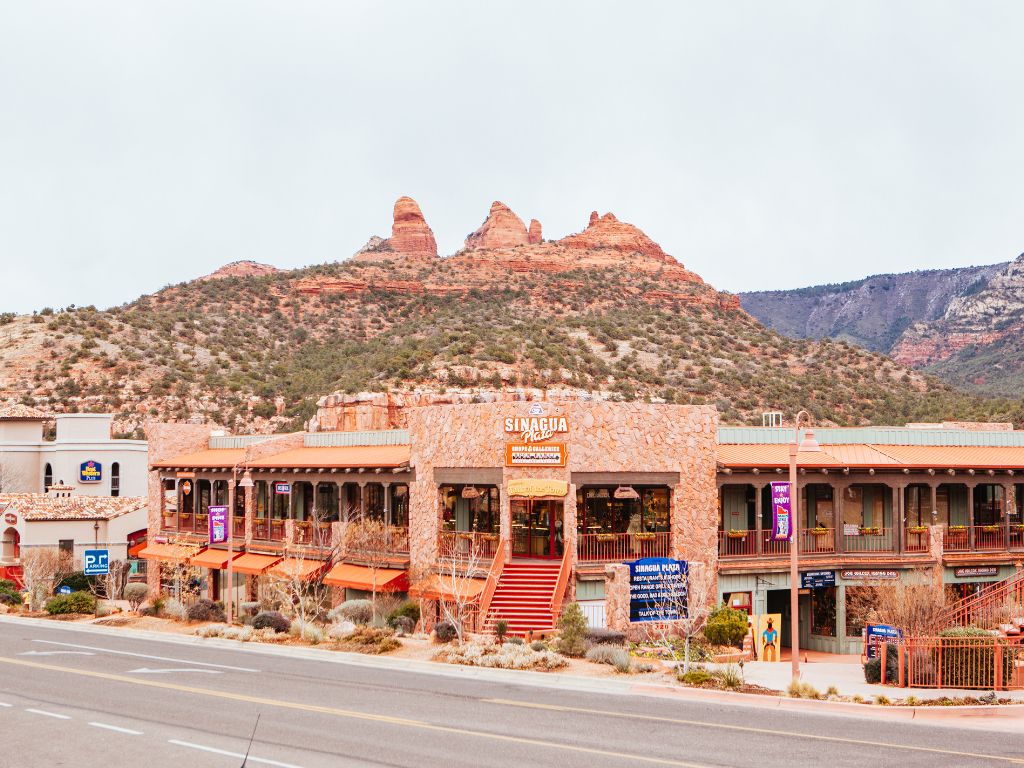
[
  {"x1": 928, "y1": 524, "x2": 945, "y2": 595},
  {"x1": 604, "y1": 563, "x2": 631, "y2": 636},
  {"x1": 835, "y1": 583, "x2": 847, "y2": 653},
  {"x1": 563, "y1": 483, "x2": 578, "y2": 577},
  {"x1": 244, "y1": 482, "x2": 254, "y2": 544},
  {"x1": 359, "y1": 482, "x2": 367, "y2": 518},
  {"x1": 284, "y1": 519, "x2": 296, "y2": 546}
]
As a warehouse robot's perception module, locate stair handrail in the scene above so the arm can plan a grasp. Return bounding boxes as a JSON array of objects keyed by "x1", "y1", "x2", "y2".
[
  {"x1": 478, "y1": 537, "x2": 508, "y2": 625},
  {"x1": 549, "y1": 545, "x2": 573, "y2": 624},
  {"x1": 941, "y1": 568, "x2": 1024, "y2": 628}
]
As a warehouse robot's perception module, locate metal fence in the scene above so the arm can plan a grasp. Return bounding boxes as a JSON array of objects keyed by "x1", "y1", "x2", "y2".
[{"x1": 872, "y1": 636, "x2": 1024, "y2": 690}]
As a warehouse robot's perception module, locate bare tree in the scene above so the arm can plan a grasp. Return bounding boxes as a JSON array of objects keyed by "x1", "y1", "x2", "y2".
[
  {"x1": 159, "y1": 533, "x2": 204, "y2": 606},
  {"x1": 344, "y1": 516, "x2": 395, "y2": 614},
  {"x1": 638, "y1": 560, "x2": 714, "y2": 675},
  {"x1": 436, "y1": 539, "x2": 490, "y2": 645},
  {"x1": 846, "y1": 576, "x2": 949, "y2": 636},
  {"x1": 0, "y1": 460, "x2": 31, "y2": 494},
  {"x1": 20, "y1": 547, "x2": 74, "y2": 612},
  {"x1": 264, "y1": 507, "x2": 342, "y2": 628}
]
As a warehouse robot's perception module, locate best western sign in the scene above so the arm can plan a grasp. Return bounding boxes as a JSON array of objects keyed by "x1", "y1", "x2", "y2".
[{"x1": 79, "y1": 460, "x2": 103, "y2": 483}]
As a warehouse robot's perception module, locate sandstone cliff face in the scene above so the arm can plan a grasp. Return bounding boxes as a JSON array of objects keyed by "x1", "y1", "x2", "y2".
[
  {"x1": 528, "y1": 219, "x2": 542, "y2": 244},
  {"x1": 558, "y1": 211, "x2": 674, "y2": 264},
  {"x1": 464, "y1": 201, "x2": 530, "y2": 250},
  {"x1": 355, "y1": 196, "x2": 438, "y2": 261}
]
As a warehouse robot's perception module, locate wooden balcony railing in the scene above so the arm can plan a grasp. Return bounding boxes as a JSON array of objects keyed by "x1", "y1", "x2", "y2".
[
  {"x1": 841, "y1": 526, "x2": 896, "y2": 553},
  {"x1": 232, "y1": 517, "x2": 246, "y2": 538},
  {"x1": 294, "y1": 521, "x2": 335, "y2": 547},
  {"x1": 799, "y1": 528, "x2": 835, "y2": 554},
  {"x1": 576, "y1": 531, "x2": 670, "y2": 562},
  {"x1": 439, "y1": 531, "x2": 501, "y2": 562},
  {"x1": 944, "y1": 525, "x2": 1008, "y2": 552},
  {"x1": 347, "y1": 525, "x2": 410, "y2": 557},
  {"x1": 718, "y1": 530, "x2": 758, "y2": 557},
  {"x1": 253, "y1": 518, "x2": 287, "y2": 542},
  {"x1": 904, "y1": 526, "x2": 930, "y2": 553}
]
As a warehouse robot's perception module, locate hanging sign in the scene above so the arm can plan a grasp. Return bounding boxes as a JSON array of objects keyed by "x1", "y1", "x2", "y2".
[
  {"x1": 613, "y1": 486, "x2": 640, "y2": 500},
  {"x1": 954, "y1": 566, "x2": 999, "y2": 578},
  {"x1": 208, "y1": 505, "x2": 228, "y2": 544},
  {"x1": 79, "y1": 460, "x2": 103, "y2": 483},
  {"x1": 180, "y1": 480, "x2": 192, "y2": 496},
  {"x1": 865, "y1": 624, "x2": 903, "y2": 659},
  {"x1": 628, "y1": 558, "x2": 688, "y2": 622},
  {"x1": 841, "y1": 569, "x2": 899, "y2": 580},
  {"x1": 3, "y1": 513, "x2": 16, "y2": 525},
  {"x1": 769, "y1": 481, "x2": 792, "y2": 541},
  {"x1": 274, "y1": 482, "x2": 291, "y2": 495},
  {"x1": 801, "y1": 570, "x2": 836, "y2": 589}
]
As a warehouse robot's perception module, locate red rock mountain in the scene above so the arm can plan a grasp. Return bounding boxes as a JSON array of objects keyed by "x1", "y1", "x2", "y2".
[
  {"x1": 465, "y1": 201, "x2": 531, "y2": 250},
  {"x1": 356, "y1": 196, "x2": 438, "y2": 261},
  {"x1": 201, "y1": 260, "x2": 279, "y2": 280}
]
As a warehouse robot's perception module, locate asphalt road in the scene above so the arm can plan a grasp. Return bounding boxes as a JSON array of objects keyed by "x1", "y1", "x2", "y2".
[{"x1": 0, "y1": 620, "x2": 1022, "y2": 768}]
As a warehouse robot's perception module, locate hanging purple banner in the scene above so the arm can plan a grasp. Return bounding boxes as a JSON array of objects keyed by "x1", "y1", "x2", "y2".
[
  {"x1": 208, "y1": 505, "x2": 228, "y2": 544},
  {"x1": 770, "y1": 482, "x2": 792, "y2": 542}
]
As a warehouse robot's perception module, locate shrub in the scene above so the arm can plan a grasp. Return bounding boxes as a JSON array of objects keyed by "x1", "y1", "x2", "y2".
[
  {"x1": 494, "y1": 619, "x2": 509, "y2": 643},
  {"x1": 252, "y1": 610, "x2": 291, "y2": 633},
  {"x1": 0, "y1": 591, "x2": 21, "y2": 607},
  {"x1": 434, "y1": 620, "x2": 459, "y2": 643},
  {"x1": 186, "y1": 599, "x2": 226, "y2": 624},
  {"x1": 863, "y1": 643, "x2": 899, "y2": 684},
  {"x1": 392, "y1": 615, "x2": 415, "y2": 636},
  {"x1": 586, "y1": 644, "x2": 632, "y2": 673},
  {"x1": 336, "y1": 626, "x2": 400, "y2": 654},
  {"x1": 585, "y1": 628, "x2": 626, "y2": 646},
  {"x1": 222, "y1": 625, "x2": 254, "y2": 641},
  {"x1": 196, "y1": 623, "x2": 228, "y2": 638},
  {"x1": 386, "y1": 600, "x2": 421, "y2": 627},
  {"x1": 712, "y1": 664, "x2": 742, "y2": 690},
  {"x1": 678, "y1": 668, "x2": 712, "y2": 686},
  {"x1": 434, "y1": 642, "x2": 567, "y2": 670},
  {"x1": 123, "y1": 583, "x2": 149, "y2": 611},
  {"x1": 787, "y1": 679, "x2": 822, "y2": 699},
  {"x1": 290, "y1": 620, "x2": 325, "y2": 644},
  {"x1": 328, "y1": 623, "x2": 355, "y2": 641},
  {"x1": 555, "y1": 603, "x2": 588, "y2": 657},
  {"x1": 45, "y1": 591, "x2": 95, "y2": 615},
  {"x1": 506, "y1": 636, "x2": 524, "y2": 646},
  {"x1": 704, "y1": 604, "x2": 748, "y2": 648},
  {"x1": 937, "y1": 627, "x2": 1013, "y2": 688},
  {"x1": 328, "y1": 600, "x2": 373, "y2": 626},
  {"x1": 161, "y1": 597, "x2": 186, "y2": 621},
  {"x1": 240, "y1": 601, "x2": 260, "y2": 617}
]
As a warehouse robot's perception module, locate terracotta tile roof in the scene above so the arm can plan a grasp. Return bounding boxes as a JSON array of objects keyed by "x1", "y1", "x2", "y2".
[
  {"x1": 0, "y1": 494, "x2": 147, "y2": 521},
  {"x1": 718, "y1": 442, "x2": 1024, "y2": 470},
  {"x1": 0, "y1": 403, "x2": 48, "y2": 420},
  {"x1": 150, "y1": 448, "x2": 247, "y2": 470},
  {"x1": 246, "y1": 445, "x2": 411, "y2": 469}
]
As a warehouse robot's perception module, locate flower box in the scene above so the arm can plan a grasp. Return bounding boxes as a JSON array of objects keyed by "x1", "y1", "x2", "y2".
[
  {"x1": 595, "y1": 533, "x2": 618, "y2": 543},
  {"x1": 726, "y1": 531, "x2": 747, "y2": 540},
  {"x1": 457, "y1": 532, "x2": 475, "y2": 540},
  {"x1": 981, "y1": 525, "x2": 1002, "y2": 533},
  {"x1": 633, "y1": 532, "x2": 657, "y2": 541},
  {"x1": 859, "y1": 527, "x2": 882, "y2": 536},
  {"x1": 810, "y1": 528, "x2": 830, "y2": 536},
  {"x1": 481, "y1": 534, "x2": 499, "y2": 542},
  {"x1": 908, "y1": 526, "x2": 928, "y2": 534}
]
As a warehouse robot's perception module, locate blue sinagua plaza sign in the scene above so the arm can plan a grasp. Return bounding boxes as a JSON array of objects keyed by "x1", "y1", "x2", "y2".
[{"x1": 628, "y1": 557, "x2": 688, "y2": 622}]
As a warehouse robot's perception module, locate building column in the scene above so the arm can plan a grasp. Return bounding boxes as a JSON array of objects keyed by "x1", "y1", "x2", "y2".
[
  {"x1": 753, "y1": 483, "x2": 764, "y2": 555},
  {"x1": 1002, "y1": 483, "x2": 1013, "y2": 549},
  {"x1": 382, "y1": 482, "x2": 392, "y2": 527},
  {"x1": 359, "y1": 481, "x2": 367, "y2": 518},
  {"x1": 894, "y1": 483, "x2": 905, "y2": 554},
  {"x1": 835, "y1": 583, "x2": 847, "y2": 653},
  {"x1": 968, "y1": 483, "x2": 976, "y2": 550},
  {"x1": 244, "y1": 481, "x2": 254, "y2": 543},
  {"x1": 834, "y1": 481, "x2": 845, "y2": 554}
]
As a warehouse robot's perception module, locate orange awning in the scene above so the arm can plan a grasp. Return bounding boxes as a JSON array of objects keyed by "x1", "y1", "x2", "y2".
[
  {"x1": 323, "y1": 563, "x2": 409, "y2": 592},
  {"x1": 189, "y1": 548, "x2": 240, "y2": 570},
  {"x1": 138, "y1": 543, "x2": 201, "y2": 562},
  {"x1": 127, "y1": 541, "x2": 147, "y2": 558},
  {"x1": 267, "y1": 558, "x2": 328, "y2": 582},
  {"x1": 247, "y1": 444, "x2": 411, "y2": 470},
  {"x1": 230, "y1": 552, "x2": 283, "y2": 575},
  {"x1": 408, "y1": 574, "x2": 486, "y2": 602}
]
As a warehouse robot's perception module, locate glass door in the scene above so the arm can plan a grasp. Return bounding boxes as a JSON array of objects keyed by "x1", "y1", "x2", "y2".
[{"x1": 511, "y1": 499, "x2": 564, "y2": 558}]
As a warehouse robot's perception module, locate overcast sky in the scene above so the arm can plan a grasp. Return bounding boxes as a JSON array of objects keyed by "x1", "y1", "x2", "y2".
[{"x1": 2, "y1": 2, "x2": 1023, "y2": 314}]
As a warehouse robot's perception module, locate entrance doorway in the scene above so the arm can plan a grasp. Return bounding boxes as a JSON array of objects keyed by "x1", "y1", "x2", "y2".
[{"x1": 511, "y1": 499, "x2": 564, "y2": 558}]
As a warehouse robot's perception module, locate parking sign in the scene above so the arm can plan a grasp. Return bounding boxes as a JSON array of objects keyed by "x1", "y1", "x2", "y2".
[{"x1": 83, "y1": 549, "x2": 110, "y2": 576}]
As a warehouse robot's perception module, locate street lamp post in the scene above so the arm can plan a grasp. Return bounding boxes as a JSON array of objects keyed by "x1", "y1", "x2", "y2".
[
  {"x1": 226, "y1": 467, "x2": 254, "y2": 625},
  {"x1": 789, "y1": 410, "x2": 822, "y2": 681}
]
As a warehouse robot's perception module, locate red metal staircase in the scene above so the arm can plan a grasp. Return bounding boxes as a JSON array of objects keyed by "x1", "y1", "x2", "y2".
[
  {"x1": 482, "y1": 560, "x2": 563, "y2": 636},
  {"x1": 942, "y1": 568, "x2": 1024, "y2": 636}
]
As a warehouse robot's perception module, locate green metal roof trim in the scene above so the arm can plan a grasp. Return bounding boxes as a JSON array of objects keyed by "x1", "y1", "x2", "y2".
[
  {"x1": 208, "y1": 435, "x2": 274, "y2": 449},
  {"x1": 717, "y1": 426, "x2": 1024, "y2": 447},
  {"x1": 305, "y1": 429, "x2": 411, "y2": 448}
]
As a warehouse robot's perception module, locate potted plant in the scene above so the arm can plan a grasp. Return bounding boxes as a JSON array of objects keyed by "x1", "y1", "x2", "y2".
[
  {"x1": 595, "y1": 533, "x2": 617, "y2": 543},
  {"x1": 908, "y1": 525, "x2": 928, "y2": 534},
  {"x1": 859, "y1": 526, "x2": 881, "y2": 536},
  {"x1": 726, "y1": 529, "x2": 747, "y2": 539},
  {"x1": 633, "y1": 532, "x2": 657, "y2": 541},
  {"x1": 811, "y1": 527, "x2": 830, "y2": 536},
  {"x1": 982, "y1": 524, "x2": 1002, "y2": 533}
]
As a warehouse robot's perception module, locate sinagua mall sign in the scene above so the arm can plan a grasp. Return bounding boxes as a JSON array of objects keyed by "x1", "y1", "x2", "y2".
[{"x1": 504, "y1": 410, "x2": 568, "y2": 467}]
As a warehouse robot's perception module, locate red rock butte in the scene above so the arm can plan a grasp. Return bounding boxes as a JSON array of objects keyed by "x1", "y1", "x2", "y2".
[{"x1": 356, "y1": 196, "x2": 438, "y2": 261}]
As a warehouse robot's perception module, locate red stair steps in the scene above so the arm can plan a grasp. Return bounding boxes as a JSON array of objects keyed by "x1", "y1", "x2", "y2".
[{"x1": 483, "y1": 560, "x2": 563, "y2": 636}]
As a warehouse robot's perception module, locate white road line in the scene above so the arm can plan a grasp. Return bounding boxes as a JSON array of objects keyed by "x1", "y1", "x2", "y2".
[
  {"x1": 88, "y1": 722, "x2": 143, "y2": 735},
  {"x1": 168, "y1": 739, "x2": 303, "y2": 768},
  {"x1": 0, "y1": 702, "x2": 11, "y2": 707},
  {"x1": 25, "y1": 708, "x2": 70, "y2": 720},
  {"x1": 33, "y1": 639, "x2": 258, "y2": 672}
]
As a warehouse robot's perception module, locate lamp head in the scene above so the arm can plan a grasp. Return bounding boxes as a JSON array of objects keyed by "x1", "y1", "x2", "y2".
[
  {"x1": 237, "y1": 470, "x2": 255, "y2": 489},
  {"x1": 798, "y1": 428, "x2": 823, "y2": 453}
]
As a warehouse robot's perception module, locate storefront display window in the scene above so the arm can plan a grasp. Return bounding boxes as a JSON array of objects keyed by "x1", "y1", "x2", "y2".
[
  {"x1": 810, "y1": 586, "x2": 836, "y2": 637},
  {"x1": 841, "y1": 485, "x2": 888, "y2": 529},
  {"x1": 441, "y1": 485, "x2": 499, "y2": 533},
  {"x1": 391, "y1": 484, "x2": 409, "y2": 527},
  {"x1": 577, "y1": 486, "x2": 670, "y2": 535}
]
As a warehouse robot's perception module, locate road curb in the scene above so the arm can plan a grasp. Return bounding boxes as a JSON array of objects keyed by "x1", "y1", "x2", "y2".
[{"x1": 3, "y1": 614, "x2": 1023, "y2": 730}]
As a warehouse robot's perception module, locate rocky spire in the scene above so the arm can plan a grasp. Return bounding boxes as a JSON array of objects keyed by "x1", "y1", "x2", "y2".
[
  {"x1": 528, "y1": 219, "x2": 543, "y2": 245},
  {"x1": 464, "y1": 201, "x2": 530, "y2": 250},
  {"x1": 354, "y1": 196, "x2": 438, "y2": 261}
]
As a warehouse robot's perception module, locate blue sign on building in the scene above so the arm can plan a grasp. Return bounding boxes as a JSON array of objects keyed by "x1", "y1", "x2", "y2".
[
  {"x1": 83, "y1": 549, "x2": 109, "y2": 576},
  {"x1": 801, "y1": 570, "x2": 836, "y2": 589},
  {"x1": 79, "y1": 460, "x2": 103, "y2": 483},
  {"x1": 57, "y1": 585, "x2": 72, "y2": 595},
  {"x1": 628, "y1": 558, "x2": 688, "y2": 623},
  {"x1": 865, "y1": 624, "x2": 902, "y2": 658}
]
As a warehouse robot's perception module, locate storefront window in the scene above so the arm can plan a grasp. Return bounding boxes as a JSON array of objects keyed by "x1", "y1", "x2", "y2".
[
  {"x1": 904, "y1": 486, "x2": 928, "y2": 527},
  {"x1": 973, "y1": 484, "x2": 1002, "y2": 526},
  {"x1": 315, "y1": 483, "x2": 339, "y2": 522},
  {"x1": 391, "y1": 485, "x2": 409, "y2": 527},
  {"x1": 577, "y1": 486, "x2": 670, "y2": 534},
  {"x1": 802, "y1": 485, "x2": 834, "y2": 528},
  {"x1": 810, "y1": 586, "x2": 836, "y2": 637},
  {"x1": 441, "y1": 485, "x2": 499, "y2": 533},
  {"x1": 256, "y1": 481, "x2": 268, "y2": 518},
  {"x1": 841, "y1": 485, "x2": 888, "y2": 529}
]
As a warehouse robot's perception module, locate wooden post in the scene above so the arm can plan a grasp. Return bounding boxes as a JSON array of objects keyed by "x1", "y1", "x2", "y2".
[
  {"x1": 968, "y1": 484, "x2": 976, "y2": 550},
  {"x1": 753, "y1": 483, "x2": 763, "y2": 556},
  {"x1": 898, "y1": 643, "x2": 906, "y2": 687},
  {"x1": 880, "y1": 642, "x2": 888, "y2": 685},
  {"x1": 995, "y1": 641, "x2": 1004, "y2": 692}
]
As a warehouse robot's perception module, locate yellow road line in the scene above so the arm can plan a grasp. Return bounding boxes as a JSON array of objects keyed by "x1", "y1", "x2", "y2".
[
  {"x1": 0, "y1": 656, "x2": 707, "y2": 768},
  {"x1": 484, "y1": 698, "x2": 1024, "y2": 765}
]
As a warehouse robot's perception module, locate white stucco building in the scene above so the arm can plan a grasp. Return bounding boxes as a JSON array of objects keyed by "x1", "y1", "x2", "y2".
[{"x1": 0, "y1": 406, "x2": 148, "y2": 498}]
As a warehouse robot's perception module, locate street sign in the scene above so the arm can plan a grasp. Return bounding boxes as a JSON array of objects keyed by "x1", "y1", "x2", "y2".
[
  {"x1": 274, "y1": 482, "x2": 291, "y2": 495},
  {"x1": 801, "y1": 570, "x2": 836, "y2": 589},
  {"x1": 58, "y1": 585, "x2": 72, "y2": 595},
  {"x1": 628, "y1": 558, "x2": 688, "y2": 622},
  {"x1": 83, "y1": 549, "x2": 109, "y2": 576},
  {"x1": 208, "y1": 505, "x2": 228, "y2": 544},
  {"x1": 865, "y1": 624, "x2": 902, "y2": 659}
]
